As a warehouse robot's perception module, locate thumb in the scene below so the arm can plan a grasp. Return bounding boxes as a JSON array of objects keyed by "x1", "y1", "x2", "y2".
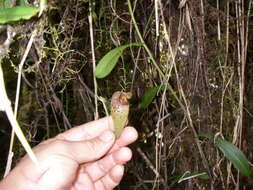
[{"x1": 62, "y1": 130, "x2": 115, "y2": 163}]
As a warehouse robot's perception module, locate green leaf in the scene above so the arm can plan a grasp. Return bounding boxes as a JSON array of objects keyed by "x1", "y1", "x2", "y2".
[
  {"x1": 0, "y1": 6, "x2": 39, "y2": 24},
  {"x1": 198, "y1": 133, "x2": 213, "y2": 139},
  {"x1": 140, "y1": 86, "x2": 165, "y2": 109},
  {"x1": 95, "y1": 42, "x2": 143, "y2": 78},
  {"x1": 215, "y1": 138, "x2": 252, "y2": 176},
  {"x1": 170, "y1": 172, "x2": 209, "y2": 185}
]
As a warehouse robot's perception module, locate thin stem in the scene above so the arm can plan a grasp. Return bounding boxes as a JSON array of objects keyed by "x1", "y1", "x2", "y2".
[
  {"x1": 4, "y1": 30, "x2": 38, "y2": 176},
  {"x1": 0, "y1": 63, "x2": 38, "y2": 167},
  {"x1": 89, "y1": 0, "x2": 99, "y2": 119},
  {"x1": 127, "y1": 0, "x2": 164, "y2": 78}
]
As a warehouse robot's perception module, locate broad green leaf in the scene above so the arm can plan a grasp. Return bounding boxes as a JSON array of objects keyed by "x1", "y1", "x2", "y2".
[
  {"x1": 170, "y1": 172, "x2": 209, "y2": 185},
  {"x1": 0, "y1": 6, "x2": 39, "y2": 24},
  {"x1": 95, "y1": 42, "x2": 143, "y2": 78},
  {"x1": 140, "y1": 86, "x2": 165, "y2": 109},
  {"x1": 215, "y1": 138, "x2": 251, "y2": 176}
]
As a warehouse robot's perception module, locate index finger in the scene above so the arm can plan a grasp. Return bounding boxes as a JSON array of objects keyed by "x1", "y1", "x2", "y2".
[{"x1": 57, "y1": 116, "x2": 114, "y2": 141}]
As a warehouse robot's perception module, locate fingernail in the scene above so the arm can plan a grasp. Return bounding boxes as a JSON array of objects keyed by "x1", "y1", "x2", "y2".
[{"x1": 99, "y1": 130, "x2": 114, "y2": 142}]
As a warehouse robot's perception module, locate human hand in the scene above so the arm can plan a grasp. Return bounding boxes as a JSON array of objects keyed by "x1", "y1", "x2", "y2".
[{"x1": 0, "y1": 116, "x2": 138, "y2": 190}]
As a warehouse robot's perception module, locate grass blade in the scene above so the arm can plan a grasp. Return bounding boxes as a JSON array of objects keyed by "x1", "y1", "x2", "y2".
[{"x1": 170, "y1": 172, "x2": 209, "y2": 185}]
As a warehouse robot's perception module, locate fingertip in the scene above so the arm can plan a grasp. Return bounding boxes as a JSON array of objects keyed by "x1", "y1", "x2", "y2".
[
  {"x1": 90, "y1": 116, "x2": 114, "y2": 131},
  {"x1": 118, "y1": 126, "x2": 138, "y2": 143},
  {"x1": 114, "y1": 147, "x2": 132, "y2": 164},
  {"x1": 94, "y1": 165, "x2": 125, "y2": 189},
  {"x1": 57, "y1": 116, "x2": 115, "y2": 141},
  {"x1": 110, "y1": 165, "x2": 124, "y2": 183},
  {"x1": 120, "y1": 147, "x2": 132, "y2": 159},
  {"x1": 108, "y1": 127, "x2": 138, "y2": 152},
  {"x1": 127, "y1": 126, "x2": 138, "y2": 140}
]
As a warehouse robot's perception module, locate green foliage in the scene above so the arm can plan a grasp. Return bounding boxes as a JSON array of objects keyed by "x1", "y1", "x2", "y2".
[
  {"x1": 0, "y1": 6, "x2": 39, "y2": 24},
  {"x1": 95, "y1": 42, "x2": 143, "y2": 78},
  {"x1": 140, "y1": 86, "x2": 165, "y2": 109},
  {"x1": 1, "y1": 0, "x2": 252, "y2": 188},
  {"x1": 199, "y1": 134, "x2": 251, "y2": 176},
  {"x1": 198, "y1": 133, "x2": 214, "y2": 139},
  {"x1": 170, "y1": 172, "x2": 209, "y2": 185},
  {"x1": 215, "y1": 138, "x2": 252, "y2": 176}
]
